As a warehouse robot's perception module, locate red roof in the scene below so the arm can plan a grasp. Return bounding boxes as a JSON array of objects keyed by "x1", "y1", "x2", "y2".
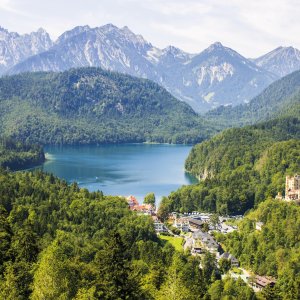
[
  {"x1": 131, "y1": 204, "x2": 154, "y2": 211},
  {"x1": 126, "y1": 195, "x2": 139, "y2": 206}
]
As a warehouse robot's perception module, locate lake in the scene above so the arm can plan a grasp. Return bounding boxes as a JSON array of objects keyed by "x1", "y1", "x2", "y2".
[{"x1": 38, "y1": 144, "x2": 197, "y2": 204}]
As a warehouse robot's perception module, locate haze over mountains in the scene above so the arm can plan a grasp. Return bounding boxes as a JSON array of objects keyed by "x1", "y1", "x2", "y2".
[{"x1": 1, "y1": 24, "x2": 300, "y2": 112}]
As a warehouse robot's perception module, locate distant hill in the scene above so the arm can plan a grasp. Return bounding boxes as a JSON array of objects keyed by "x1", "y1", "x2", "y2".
[
  {"x1": 2, "y1": 24, "x2": 277, "y2": 112},
  {"x1": 205, "y1": 70, "x2": 300, "y2": 127},
  {"x1": 0, "y1": 67, "x2": 214, "y2": 145}
]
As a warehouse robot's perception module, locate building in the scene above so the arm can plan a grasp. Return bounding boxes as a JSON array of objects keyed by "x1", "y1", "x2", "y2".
[
  {"x1": 153, "y1": 221, "x2": 166, "y2": 233},
  {"x1": 127, "y1": 195, "x2": 139, "y2": 208},
  {"x1": 174, "y1": 217, "x2": 190, "y2": 232},
  {"x1": 192, "y1": 230, "x2": 219, "y2": 254},
  {"x1": 255, "y1": 222, "x2": 264, "y2": 231},
  {"x1": 131, "y1": 204, "x2": 155, "y2": 215},
  {"x1": 285, "y1": 175, "x2": 300, "y2": 201},
  {"x1": 250, "y1": 275, "x2": 276, "y2": 291},
  {"x1": 126, "y1": 196, "x2": 155, "y2": 215},
  {"x1": 219, "y1": 252, "x2": 239, "y2": 267},
  {"x1": 192, "y1": 246, "x2": 205, "y2": 254},
  {"x1": 188, "y1": 218, "x2": 203, "y2": 229}
]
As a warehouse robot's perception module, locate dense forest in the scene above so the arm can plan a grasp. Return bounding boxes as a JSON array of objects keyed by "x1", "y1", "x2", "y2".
[
  {"x1": 216, "y1": 199, "x2": 300, "y2": 299},
  {"x1": 158, "y1": 117, "x2": 300, "y2": 217},
  {"x1": 0, "y1": 169, "x2": 256, "y2": 299},
  {"x1": 205, "y1": 70, "x2": 300, "y2": 127},
  {"x1": 0, "y1": 61, "x2": 299, "y2": 299},
  {"x1": 0, "y1": 138, "x2": 45, "y2": 170},
  {"x1": 0, "y1": 68, "x2": 215, "y2": 145}
]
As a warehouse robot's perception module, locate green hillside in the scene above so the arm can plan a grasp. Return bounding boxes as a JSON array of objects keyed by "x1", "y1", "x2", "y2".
[
  {"x1": 158, "y1": 117, "x2": 300, "y2": 216},
  {"x1": 205, "y1": 70, "x2": 300, "y2": 127},
  {"x1": 217, "y1": 199, "x2": 300, "y2": 299},
  {"x1": 0, "y1": 138, "x2": 45, "y2": 170},
  {"x1": 0, "y1": 68, "x2": 214, "y2": 145},
  {"x1": 0, "y1": 169, "x2": 256, "y2": 299}
]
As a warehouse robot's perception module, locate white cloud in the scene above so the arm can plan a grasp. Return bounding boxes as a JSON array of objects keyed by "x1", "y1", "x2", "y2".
[
  {"x1": 0, "y1": 0, "x2": 299, "y2": 57},
  {"x1": 0, "y1": 0, "x2": 31, "y2": 16}
]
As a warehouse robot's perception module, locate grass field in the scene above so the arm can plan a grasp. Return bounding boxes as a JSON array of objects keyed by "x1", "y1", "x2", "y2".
[{"x1": 159, "y1": 235, "x2": 184, "y2": 252}]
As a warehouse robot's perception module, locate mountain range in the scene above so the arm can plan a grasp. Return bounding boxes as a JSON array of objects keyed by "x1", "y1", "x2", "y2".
[
  {"x1": 0, "y1": 26, "x2": 53, "y2": 74},
  {"x1": 1, "y1": 24, "x2": 300, "y2": 112},
  {"x1": 205, "y1": 69, "x2": 300, "y2": 127}
]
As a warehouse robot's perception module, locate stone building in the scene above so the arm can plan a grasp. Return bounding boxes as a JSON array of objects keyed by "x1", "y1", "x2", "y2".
[{"x1": 285, "y1": 174, "x2": 300, "y2": 201}]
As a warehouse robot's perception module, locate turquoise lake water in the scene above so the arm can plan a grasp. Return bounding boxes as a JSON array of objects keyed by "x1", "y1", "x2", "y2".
[{"x1": 38, "y1": 144, "x2": 197, "y2": 204}]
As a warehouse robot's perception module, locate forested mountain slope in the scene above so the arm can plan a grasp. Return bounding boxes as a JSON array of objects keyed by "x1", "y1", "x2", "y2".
[
  {"x1": 0, "y1": 138, "x2": 45, "y2": 170},
  {"x1": 0, "y1": 170, "x2": 255, "y2": 299},
  {"x1": 205, "y1": 70, "x2": 300, "y2": 127},
  {"x1": 159, "y1": 117, "x2": 300, "y2": 216},
  {"x1": 0, "y1": 67, "x2": 214, "y2": 144},
  {"x1": 217, "y1": 199, "x2": 300, "y2": 299}
]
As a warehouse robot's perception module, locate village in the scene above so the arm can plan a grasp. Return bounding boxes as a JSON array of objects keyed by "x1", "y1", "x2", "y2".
[{"x1": 126, "y1": 174, "x2": 300, "y2": 294}]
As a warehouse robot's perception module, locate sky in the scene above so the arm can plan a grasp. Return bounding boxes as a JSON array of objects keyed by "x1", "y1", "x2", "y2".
[{"x1": 0, "y1": 0, "x2": 299, "y2": 57}]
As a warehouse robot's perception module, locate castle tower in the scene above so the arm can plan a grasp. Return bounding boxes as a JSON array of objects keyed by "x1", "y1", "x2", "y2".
[{"x1": 285, "y1": 175, "x2": 300, "y2": 201}]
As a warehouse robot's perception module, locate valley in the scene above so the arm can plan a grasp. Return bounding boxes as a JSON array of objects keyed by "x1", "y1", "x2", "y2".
[{"x1": 0, "y1": 13, "x2": 300, "y2": 300}]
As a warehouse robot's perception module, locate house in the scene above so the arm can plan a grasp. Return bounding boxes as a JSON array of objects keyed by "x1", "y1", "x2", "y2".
[
  {"x1": 174, "y1": 217, "x2": 190, "y2": 232},
  {"x1": 131, "y1": 204, "x2": 155, "y2": 215},
  {"x1": 154, "y1": 221, "x2": 166, "y2": 233},
  {"x1": 255, "y1": 221, "x2": 264, "y2": 231},
  {"x1": 127, "y1": 195, "x2": 139, "y2": 208},
  {"x1": 219, "y1": 252, "x2": 239, "y2": 267},
  {"x1": 152, "y1": 216, "x2": 166, "y2": 233},
  {"x1": 250, "y1": 275, "x2": 276, "y2": 291},
  {"x1": 200, "y1": 215, "x2": 211, "y2": 223},
  {"x1": 191, "y1": 238, "x2": 205, "y2": 254},
  {"x1": 218, "y1": 223, "x2": 236, "y2": 234},
  {"x1": 188, "y1": 218, "x2": 203, "y2": 229},
  {"x1": 192, "y1": 230, "x2": 219, "y2": 254},
  {"x1": 206, "y1": 241, "x2": 219, "y2": 254},
  {"x1": 285, "y1": 174, "x2": 300, "y2": 201},
  {"x1": 126, "y1": 196, "x2": 155, "y2": 215},
  {"x1": 192, "y1": 246, "x2": 205, "y2": 254}
]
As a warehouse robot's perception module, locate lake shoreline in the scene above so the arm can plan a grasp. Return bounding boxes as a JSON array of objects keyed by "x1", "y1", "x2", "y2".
[{"x1": 33, "y1": 144, "x2": 198, "y2": 204}]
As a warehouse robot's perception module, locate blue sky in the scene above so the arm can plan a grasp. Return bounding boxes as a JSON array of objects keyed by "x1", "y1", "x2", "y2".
[{"x1": 0, "y1": 0, "x2": 299, "y2": 57}]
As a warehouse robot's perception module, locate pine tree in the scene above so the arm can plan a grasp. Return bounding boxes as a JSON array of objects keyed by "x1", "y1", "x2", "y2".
[{"x1": 95, "y1": 232, "x2": 144, "y2": 299}]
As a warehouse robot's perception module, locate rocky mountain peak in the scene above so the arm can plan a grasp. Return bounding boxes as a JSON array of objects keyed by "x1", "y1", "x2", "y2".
[
  {"x1": 101, "y1": 23, "x2": 118, "y2": 31},
  {"x1": 163, "y1": 45, "x2": 185, "y2": 56},
  {"x1": 206, "y1": 41, "x2": 224, "y2": 51},
  {"x1": 1, "y1": 24, "x2": 286, "y2": 113},
  {"x1": 56, "y1": 25, "x2": 91, "y2": 44},
  {"x1": 253, "y1": 45, "x2": 300, "y2": 77}
]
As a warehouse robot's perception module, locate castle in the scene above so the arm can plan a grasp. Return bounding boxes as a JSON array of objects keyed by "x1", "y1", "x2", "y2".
[{"x1": 285, "y1": 174, "x2": 300, "y2": 201}]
